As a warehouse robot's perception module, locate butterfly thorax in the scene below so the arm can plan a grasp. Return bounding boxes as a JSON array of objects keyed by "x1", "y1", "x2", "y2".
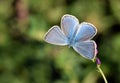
[
  {"x1": 68, "y1": 36, "x2": 76, "y2": 47},
  {"x1": 67, "y1": 28, "x2": 78, "y2": 47},
  {"x1": 68, "y1": 25, "x2": 79, "y2": 47}
]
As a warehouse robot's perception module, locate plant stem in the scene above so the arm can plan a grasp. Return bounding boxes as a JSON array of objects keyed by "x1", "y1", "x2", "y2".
[{"x1": 97, "y1": 65, "x2": 108, "y2": 83}]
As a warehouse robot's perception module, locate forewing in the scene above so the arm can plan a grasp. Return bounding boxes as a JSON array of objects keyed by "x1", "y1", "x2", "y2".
[
  {"x1": 44, "y1": 26, "x2": 68, "y2": 45},
  {"x1": 73, "y1": 40, "x2": 97, "y2": 60},
  {"x1": 61, "y1": 14, "x2": 79, "y2": 38},
  {"x1": 75, "y1": 22, "x2": 97, "y2": 41}
]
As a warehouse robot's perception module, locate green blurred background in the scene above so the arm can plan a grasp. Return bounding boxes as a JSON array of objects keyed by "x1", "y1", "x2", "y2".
[{"x1": 0, "y1": 0, "x2": 120, "y2": 83}]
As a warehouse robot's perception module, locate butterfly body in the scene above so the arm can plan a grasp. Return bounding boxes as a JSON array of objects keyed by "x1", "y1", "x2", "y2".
[{"x1": 44, "y1": 14, "x2": 97, "y2": 60}]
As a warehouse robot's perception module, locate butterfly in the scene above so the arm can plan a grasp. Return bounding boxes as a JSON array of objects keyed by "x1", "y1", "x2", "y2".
[{"x1": 44, "y1": 14, "x2": 97, "y2": 60}]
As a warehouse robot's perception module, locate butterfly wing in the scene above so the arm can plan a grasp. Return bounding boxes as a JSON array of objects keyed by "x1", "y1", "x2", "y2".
[
  {"x1": 61, "y1": 14, "x2": 79, "y2": 38},
  {"x1": 73, "y1": 40, "x2": 97, "y2": 60},
  {"x1": 75, "y1": 22, "x2": 97, "y2": 41},
  {"x1": 44, "y1": 26, "x2": 68, "y2": 45}
]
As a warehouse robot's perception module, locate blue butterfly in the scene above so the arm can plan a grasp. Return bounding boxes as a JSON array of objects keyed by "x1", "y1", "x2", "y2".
[{"x1": 44, "y1": 14, "x2": 97, "y2": 60}]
